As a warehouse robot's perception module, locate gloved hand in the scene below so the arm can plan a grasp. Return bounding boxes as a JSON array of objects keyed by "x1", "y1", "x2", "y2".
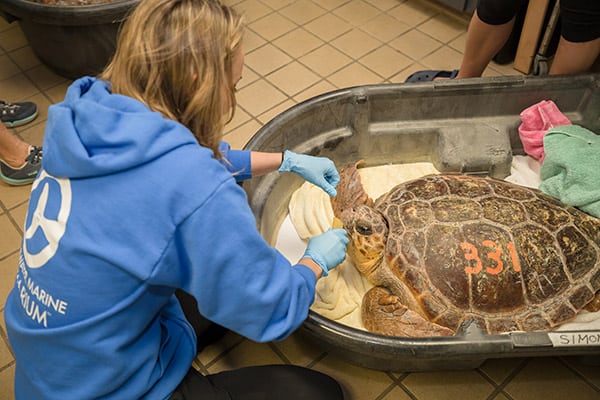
[
  {"x1": 278, "y1": 150, "x2": 340, "y2": 197},
  {"x1": 302, "y1": 229, "x2": 349, "y2": 276}
]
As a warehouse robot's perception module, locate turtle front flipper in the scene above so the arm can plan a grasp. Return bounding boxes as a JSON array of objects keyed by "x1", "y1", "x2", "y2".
[
  {"x1": 331, "y1": 160, "x2": 373, "y2": 218},
  {"x1": 362, "y1": 287, "x2": 454, "y2": 337}
]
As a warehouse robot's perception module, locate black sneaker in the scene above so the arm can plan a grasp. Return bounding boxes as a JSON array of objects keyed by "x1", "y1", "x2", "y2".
[
  {"x1": 0, "y1": 146, "x2": 43, "y2": 185},
  {"x1": 0, "y1": 100, "x2": 38, "y2": 127}
]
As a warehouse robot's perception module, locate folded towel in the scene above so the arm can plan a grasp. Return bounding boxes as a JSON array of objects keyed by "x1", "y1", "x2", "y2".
[
  {"x1": 519, "y1": 100, "x2": 571, "y2": 162},
  {"x1": 540, "y1": 125, "x2": 600, "y2": 218}
]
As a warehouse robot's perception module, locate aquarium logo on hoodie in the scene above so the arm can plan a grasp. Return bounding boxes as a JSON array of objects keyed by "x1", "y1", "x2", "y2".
[
  {"x1": 22, "y1": 170, "x2": 72, "y2": 268},
  {"x1": 15, "y1": 170, "x2": 71, "y2": 327}
]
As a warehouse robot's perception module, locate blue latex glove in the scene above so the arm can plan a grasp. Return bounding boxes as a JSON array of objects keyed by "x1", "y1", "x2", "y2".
[
  {"x1": 278, "y1": 150, "x2": 340, "y2": 197},
  {"x1": 302, "y1": 229, "x2": 349, "y2": 276}
]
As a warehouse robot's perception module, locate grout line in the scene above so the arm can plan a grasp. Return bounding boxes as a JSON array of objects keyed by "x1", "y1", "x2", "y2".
[
  {"x1": 267, "y1": 342, "x2": 292, "y2": 364},
  {"x1": 304, "y1": 351, "x2": 328, "y2": 369},
  {"x1": 396, "y1": 380, "x2": 419, "y2": 400},
  {"x1": 475, "y1": 365, "x2": 505, "y2": 400},
  {"x1": 373, "y1": 381, "x2": 401, "y2": 400},
  {"x1": 483, "y1": 358, "x2": 530, "y2": 400},
  {"x1": 201, "y1": 335, "x2": 246, "y2": 370},
  {"x1": 558, "y1": 356, "x2": 600, "y2": 393},
  {"x1": 0, "y1": 360, "x2": 15, "y2": 375}
]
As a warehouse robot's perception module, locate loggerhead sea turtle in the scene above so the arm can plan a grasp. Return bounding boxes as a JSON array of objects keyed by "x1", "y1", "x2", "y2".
[{"x1": 331, "y1": 161, "x2": 600, "y2": 337}]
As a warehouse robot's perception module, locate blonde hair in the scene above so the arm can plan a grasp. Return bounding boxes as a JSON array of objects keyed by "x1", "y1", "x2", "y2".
[{"x1": 101, "y1": 0, "x2": 244, "y2": 158}]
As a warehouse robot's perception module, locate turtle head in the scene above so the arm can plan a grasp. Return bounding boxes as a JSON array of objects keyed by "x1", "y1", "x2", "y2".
[{"x1": 341, "y1": 204, "x2": 388, "y2": 277}]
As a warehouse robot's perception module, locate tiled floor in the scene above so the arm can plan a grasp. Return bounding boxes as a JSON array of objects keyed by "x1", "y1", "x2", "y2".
[{"x1": 1, "y1": 0, "x2": 599, "y2": 399}]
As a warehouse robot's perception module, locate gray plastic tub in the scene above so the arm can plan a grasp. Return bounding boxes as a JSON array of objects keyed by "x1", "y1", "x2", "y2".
[{"x1": 242, "y1": 74, "x2": 600, "y2": 372}]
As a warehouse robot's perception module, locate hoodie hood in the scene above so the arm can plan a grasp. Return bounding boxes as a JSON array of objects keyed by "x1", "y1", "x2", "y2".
[{"x1": 43, "y1": 77, "x2": 197, "y2": 179}]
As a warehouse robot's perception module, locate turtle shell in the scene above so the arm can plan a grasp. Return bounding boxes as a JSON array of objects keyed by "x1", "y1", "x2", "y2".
[{"x1": 363, "y1": 174, "x2": 600, "y2": 334}]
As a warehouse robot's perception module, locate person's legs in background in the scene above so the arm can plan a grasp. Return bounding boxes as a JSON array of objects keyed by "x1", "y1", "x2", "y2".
[
  {"x1": 0, "y1": 100, "x2": 42, "y2": 186},
  {"x1": 456, "y1": 0, "x2": 526, "y2": 78},
  {"x1": 456, "y1": 11, "x2": 518, "y2": 78},
  {"x1": 549, "y1": 0, "x2": 600, "y2": 75}
]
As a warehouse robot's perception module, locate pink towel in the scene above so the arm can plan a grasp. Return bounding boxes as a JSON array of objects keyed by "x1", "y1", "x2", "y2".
[{"x1": 518, "y1": 100, "x2": 571, "y2": 162}]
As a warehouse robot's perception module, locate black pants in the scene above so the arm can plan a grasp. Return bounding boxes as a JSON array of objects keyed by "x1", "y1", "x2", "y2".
[
  {"x1": 477, "y1": 0, "x2": 600, "y2": 42},
  {"x1": 171, "y1": 290, "x2": 344, "y2": 400}
]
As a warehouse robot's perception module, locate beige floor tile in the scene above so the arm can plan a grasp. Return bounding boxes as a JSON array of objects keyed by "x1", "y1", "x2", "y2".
[
  {"x1": 248, "y1": 12, "x2": 296, "y2": 41},
  {"x1": 270, "y1": 331, "x2": 326, "y2": 367},
  {"x1": 417, "y1": 12, "x2": 467, "y2": 44},
  {"x1": 506, "y1": 358, "x2": 600, "y2": 400},
  {"x1": 278, "y1": 0, "x2": 326, "y2": 25},
  {"x1": 241, "y1": 29, "x2": 266, "y2": 54},
  {"x1": 0, "y1": 24, "x2": 28, "y2": 53},
  {"x1": 272, "y1": 28, "x2": 324, "y2": 59},
  {"x1": 420, "y1": 44, "x2": 464, "y2": 71},
  {"x1": 381, "y1": 385, "x2": 417, "y2": 400},
  {"x1": 360, "y1": 45, "x2": 413, "y2": 79},
  {"x1": 299, "y1": 44, "x2": 352, "y2": 77},
  {"x1": 16, "y1": 122, "x2": 45, "y2": 150},
  {"x1": 390, "y1": 29, "x2": 443, "y2": 62},
  {"x1": 0, "y1": 54, "x2": 20, "y2": 81},
  {"x1": 195, "y1": 331, "x2": 245, "y2": 368},
  {"x1": 43, "y1": 81, "x2": 72, "y2": 104},
  {"x1": 0, "y1": 309, "x2": 7, "y2": 337},
  {"x1": 223, "y1": 118, "x2": 262, "y2": 149},
  {"x1": 448, "y1": 31, "x2": 467, "y2": 53},
  {"x1": 327, "y1": 62, "x2": 384, "y2": 88},
  {"x1": 257, "y1": 99, "x2": 296, "y2": 125},
  {"x1": 303, "y1": 13, "x2": 352, "y2": 42},
  {"x1": 232, "y1": 0, "x2": 274, "y2": 23},
  {"x1": 267, "y1": 61, "x2": 321, "y2": 96},
  {"x1": 364, "y1": 0, "x2": 403, "y2": 12},
  {"x1": 244, "y1": 43, "x2": 292, "y2": 76},
  {"x1": 561, "y1": 356, "x2": 600, "y2": 390},
  {"x1": 0, "y1": 364, "x2": 15, "y2": 400},
  {"x1": 0, "y1": 16, "x2": 12, "y2": 31},
  {"x1": 312, "y1": 352, "x2": 396, "y2": 399},
  {"x1": 238, "y1": 66, "x2": 259, "y2": 91},
  {"x1": 360, "y1": 13, "x2": 412, "y2": 43},
  {"x1": 258, "y1": 0, "x2": 294, "y2": 11},
  {"x1": 0, "y1": 184, "x2": 30, "y2": 211},
  {"x1": 331, "y1": 28, "x2": 382, "y2": 59},
  {"x1": 314, "y1": 0, "x2": 349, "y2": 11},
  {"x1": 0, "y1": 73, "x2": 39, "y2": 101},
  {"x1": 389, "y1": 62, "x2": 427, "y2": 83},
  {"x1": 478, "y1": 357, "x2": 527, "y2": 385},
  {"x1": 332, "y1": 0, "x2": 381, "y2": 26},
  {"x1": 388, "y1": 0, "x2": 439, "y2": 28},
  {"x1": 236, "y1": 78, "x2": 287, "y2": 116},
  {"x1": 293, "y1": 80, "x2": 338, "y2": 103},
  {"x1": 8, "y1": 203, "x2": 28, "y2": 232},
  {"x1": 402, "y1": 369, "x2": 497, "y2": 400},
  {"x1": 25, "y1": 64, "x2": 67, "y2": 91},
  {"x1": 8, "y1": 46, "x2": 41, "y2": 72},
  {"x1": 0, "y1": 214, "x2": 21, "y2": 259},
  {"x1": 0, "y1": 253, "x2": 19, "y2": 309},
  {"x1": 487, "y1": 61, "x2": 523, "y2": 77},
  {"x1": 206, "y1": 339, "x2": 285, "y2": 374},
  {"x1": 226, "y1": 107, "x2": 252, "y2": 132}
]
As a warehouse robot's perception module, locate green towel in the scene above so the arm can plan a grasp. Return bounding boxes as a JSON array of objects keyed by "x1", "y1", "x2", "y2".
[{"x1": 540, "y1": 125, "x2": 600, "y2": 218}]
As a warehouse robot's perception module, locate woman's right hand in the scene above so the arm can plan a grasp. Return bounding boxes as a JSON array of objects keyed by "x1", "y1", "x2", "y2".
[{"x1": 301, "y1": 229, "x2": 349, "y2": 276}]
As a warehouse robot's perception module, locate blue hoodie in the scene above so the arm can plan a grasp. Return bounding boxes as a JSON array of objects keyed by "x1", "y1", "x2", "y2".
[{"x1": 4, "y1": 77, "x2": 317, "y2": 399}]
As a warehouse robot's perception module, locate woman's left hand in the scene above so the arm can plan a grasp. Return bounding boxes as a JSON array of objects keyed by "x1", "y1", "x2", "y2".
[{"x1": 279, "y1": 150, "x2": 340, "y2": 197}]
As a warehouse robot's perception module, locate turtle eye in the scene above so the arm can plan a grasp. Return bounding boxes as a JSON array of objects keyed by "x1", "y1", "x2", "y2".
[{"x1": 355, "y1": 221, "x2": 372, "y2": 236}]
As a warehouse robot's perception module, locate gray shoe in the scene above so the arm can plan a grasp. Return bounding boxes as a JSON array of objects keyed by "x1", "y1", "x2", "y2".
[
  {"x1": 0, "y1": 146, "x2": 43, "y2": 185},
  {"x1": 0, "y1": 100, "x2": 38, "y2": 127}
]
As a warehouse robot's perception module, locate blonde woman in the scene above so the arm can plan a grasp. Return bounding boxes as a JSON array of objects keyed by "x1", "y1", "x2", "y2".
[{"x1": 4, "y1": 0, "x2": 348, "y2": 399}]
